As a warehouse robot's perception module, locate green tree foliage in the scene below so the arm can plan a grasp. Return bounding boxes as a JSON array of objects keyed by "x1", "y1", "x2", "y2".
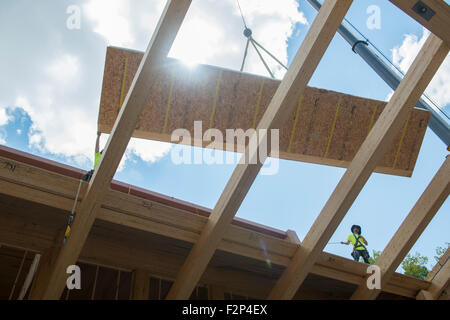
[
  {"x1": 401, "y1": 252, "x2": 429, "y2": 280},
  {"x1": 348, "y1": 244, "x2": 447, "y2": 280},
  {"x1": 368, "y1": 250, "x2": 380, "y2": 265},
  {"x1": 434, "y1": 243, "x2": 449, "y2": 263}
]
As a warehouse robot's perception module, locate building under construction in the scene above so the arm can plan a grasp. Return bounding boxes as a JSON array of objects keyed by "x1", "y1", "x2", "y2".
[{"x1": 0, "y1": 0, "x2": 449, "y2": 300}]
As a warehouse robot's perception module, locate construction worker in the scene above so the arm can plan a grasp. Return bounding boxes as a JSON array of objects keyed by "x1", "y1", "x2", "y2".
[
  {"x1": 341, "y1": 225, "x2": 371, "y2": 264},
  {"x1": 82, "y1": 131, "x2": 102, "y2": 182}
]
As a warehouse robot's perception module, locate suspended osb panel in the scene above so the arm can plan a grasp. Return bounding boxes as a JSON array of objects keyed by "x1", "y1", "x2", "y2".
[{"x1": 98, "y1": 47, "x2": 430, "y2": 177}]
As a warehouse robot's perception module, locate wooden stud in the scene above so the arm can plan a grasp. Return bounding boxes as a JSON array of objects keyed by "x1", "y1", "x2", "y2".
[
  {"x1": 28, "y1": 245, "x2": 61, "y2": 300},
  {"x1": 91, "y1": 265, "x2": 99, "y2": 300},
  {"x1": 209, "y1": 285, "x2": 225, "y2": 300},
  {"x1": 351, "y1": 156, "x2": 450, "y2": 300},
  {"x1": 268, "y1": 34, "x2": 449, "y2": 300},
  {"x1": 33, "y1": 0, "x2": 192, "y2": 299},
  {"x1": 9, "y1": 250, "x2": 27, "y2": 300},
  {"x1": 17, "y1": 253, "x2": 41, "y2": 300},
  {"x1": 131, "y1": 270, "x2": 151, "y2": 300},
  {"x1": 166, "y1": 0, "x2": 354, "y2": 300},
  {"x1": 115, "y1": 270, "x2": 121, "y2": 300}
]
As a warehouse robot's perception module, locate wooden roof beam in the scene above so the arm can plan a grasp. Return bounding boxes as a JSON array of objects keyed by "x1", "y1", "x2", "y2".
[
  {"x1": 0, "y1": 158, "x2": 296, "y2": 267},
  {"x1": 166, "y1": 0, "x2": 354, "y2": 300},
  {"x1": 32, "y1": 0, "x2": 192, "y2": 299},
  {"x1": 0, "y1": 154, "x2": 431, "y2": 297},
  {"x1": 351, "y1": 156, "x2": 450, "y2": 300},
  {"x1": 427, "y1": 247, "x2": 450, "y2": 282},
  {"x1": 0, "y1": 198, "x2": 430, "y2": 298},
  {"x1": 417, "y1": 252, "x2": 450, "y2": 300},
  {"x1": 389, "y1": 0, "x2": 450, "y2": 44},
  {"x1": 268, "y1": 34, "x2": 449, "y2": 300}
]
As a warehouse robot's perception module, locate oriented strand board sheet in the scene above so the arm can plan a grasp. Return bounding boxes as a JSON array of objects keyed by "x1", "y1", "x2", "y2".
[{"x1": 98, "y1": 47, "x2": 430, "y2": 177}]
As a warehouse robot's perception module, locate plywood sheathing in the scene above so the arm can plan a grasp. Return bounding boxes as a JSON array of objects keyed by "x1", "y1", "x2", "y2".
[{"x1": 98, "y1": 47, "x2": 430, "y2": 177}]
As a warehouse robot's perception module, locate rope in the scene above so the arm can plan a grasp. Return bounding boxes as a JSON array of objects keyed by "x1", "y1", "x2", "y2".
[
  {"x1": 236, "y1": 0, "x2": 287, "y2": 77},
  {"x1": 240, "y1": 37, "x2": 250, "y2": 72},
  {"x1": 237, "y1": 0, "x2": 449, "y2": 120},
  {"x1": 250, "y1": 38, "x2": 274, "y2": 78},
  {"x1": 63, "y1": 179, "x2": 83, "y2": 244},
  {"x1": 252, "y1": 38, "x2": 288, "y2": 70}
]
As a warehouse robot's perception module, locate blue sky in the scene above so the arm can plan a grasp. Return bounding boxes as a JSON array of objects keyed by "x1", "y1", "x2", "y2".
[{"x1": 0, "y1": 0, "x2": 448, "y2": 272}]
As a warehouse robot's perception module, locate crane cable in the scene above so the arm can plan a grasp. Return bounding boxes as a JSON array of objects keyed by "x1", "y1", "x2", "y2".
[
  {"x1": 238, "y1": 0, "x2": 449, "y2": 121},
  {"x1": 236, "y1": 0, "x2": 288, "y2": 78},
  {"x1": 236, "y1": 0, "x2": 248, "y2": 29},
  {"x1": 342, "y1": 15, "x2": 449, "y2": 121}
]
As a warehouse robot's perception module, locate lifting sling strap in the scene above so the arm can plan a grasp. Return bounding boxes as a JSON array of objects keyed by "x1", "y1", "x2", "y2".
[{"x1": 353, "y1": 234, "x2": 367, "y2": 251}]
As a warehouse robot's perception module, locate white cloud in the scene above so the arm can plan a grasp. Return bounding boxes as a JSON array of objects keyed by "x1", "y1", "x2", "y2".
[
  {"x1": 0, "y1": 107, "x2": 11, "y2": 126},
  {"x1": 14, "y1": 92, "x2": 94, "y2": 165},
  {"x1": 13, "y1": 53, "x2": 171, "y2": 170},
  {"x1": 82, "y1": 0, "x2": 307, "y2": 77},
  {"x1": 83, "y1": 0, "x2": 136, "y2": 47},
  {"x1": 45, "y1": 54, "x2": 80, "y2": 89},
  {"x1": 100, "y1": 134, "x2": 171, "y2": 172},
  {"x1": 2, "y1": 1, "x2": 306, "y2": 171},
  {"x1": 127, "y1": 138, "x2": 172, "y2": 163},
  {"x1": 169, "y1": 0, "x2": 307, "y2": 78},
  {"x1": 392, "y1": 28, "x2": 450, "y2": 108},
  {"x1": 0, "y1": 107, "x2": 7, "y2": 144},
  {"x1": 12, "y1": 53, "x2": 90, "y2": 164}
]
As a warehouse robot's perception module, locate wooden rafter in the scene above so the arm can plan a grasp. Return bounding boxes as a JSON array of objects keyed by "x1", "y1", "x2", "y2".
[
  {"x1": 426, "y1": 250, "x2": 450, "y2": 299},
  {"x1": 268, "y1": 34, "x2": 449, "y2": 300},
  {"x1": 427, "y1": 247, "x2": 450, "y2": 281},
  {"x1": 31, "y1": 0, "x2": 192, "y2": 299},
  {"x1": 166, "y1": 0, "x2": 354, "y2": 300},
  {"x1": 417, "y1": 252, "x2": 450, "y2": 300},
  {"x1": 351, "y1": 156, "x2": 450, "y2": 300},
  {"x1": 389, "y1": 0, "x2": 450, "y2": 44}
]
